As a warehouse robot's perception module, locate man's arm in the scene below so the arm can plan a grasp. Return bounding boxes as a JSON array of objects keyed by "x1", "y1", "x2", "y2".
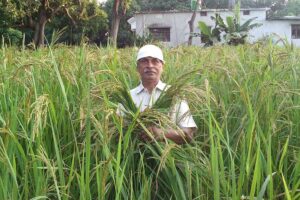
[
  {"x1": 163, "y1": 127, "x2": 196, "y2": 144},
  {"x1": 140, "y1": 126, "x2": 196, "y2": 144}
]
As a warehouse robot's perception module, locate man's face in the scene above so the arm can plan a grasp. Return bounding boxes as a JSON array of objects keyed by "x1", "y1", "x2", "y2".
[{"x1": 137, "y1": 57, "x2": 163, "y2": 82}]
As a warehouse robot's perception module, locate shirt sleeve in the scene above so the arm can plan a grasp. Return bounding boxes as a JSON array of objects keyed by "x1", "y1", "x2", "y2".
[
  {"x1": 116, "y1": 103, "x2": 126, "y2": 116},
  {"x1": 170, "y1": 100, "x2": 197, "y2": 128}
]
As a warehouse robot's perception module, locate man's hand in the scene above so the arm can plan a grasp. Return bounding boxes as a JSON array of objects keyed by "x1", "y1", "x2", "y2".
[
  {"x1": 149, "y1": 126, "x2": 164, "y2": 139},
  {"x1": 139, "y1": 126, "x2": 196, "y2": 144},
  {"x1": 139, "y1": 126, "x2": 164, "y2": 142}
]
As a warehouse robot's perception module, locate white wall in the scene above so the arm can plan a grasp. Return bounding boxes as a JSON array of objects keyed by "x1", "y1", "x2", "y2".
[
  {"x1": 249, "y1": 20, "x2": 290, "y2": 42},
  {"x1": 134, "y1": 9, "x2": 300, "y2": 47},
  {"x1": 135, "y1": 12, "x2": 192, "y2": 46},
  {"x1": 250, "y1": 20, "x2": 300, "y2": 46},
  {"x1": 135, "y1": 9, "x2": 267, "y2": 46}
]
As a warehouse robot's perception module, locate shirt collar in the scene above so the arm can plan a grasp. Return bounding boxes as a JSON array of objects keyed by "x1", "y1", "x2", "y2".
[
  {"x1": 136, "y1": 80, "x2": 167, "y2": 94},
  {"x1": 135, "y1": 82, "x2": 144, "y2": 94},
  {"x1": 156, "y1": 80, "x2": 168, "y2": 91}
]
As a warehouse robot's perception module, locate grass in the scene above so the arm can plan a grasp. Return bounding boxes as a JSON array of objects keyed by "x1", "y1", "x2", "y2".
[{"x1": 0, "y1": 41, "x2": 300, "y2": 199}]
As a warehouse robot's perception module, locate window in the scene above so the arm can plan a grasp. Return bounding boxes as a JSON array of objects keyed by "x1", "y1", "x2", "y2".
[
  {"x1": 292, "y1": 24, "x2": 300, "y2": 39},
  {"x1": 243, "y1": 10, "x2": 250, "y2": 15},
  {"x1": 149, "y1": 27, "x2": 170, "y2": 42},
  {"x1": 200, "y1": 11, "x2": 207, "y2": 16}
]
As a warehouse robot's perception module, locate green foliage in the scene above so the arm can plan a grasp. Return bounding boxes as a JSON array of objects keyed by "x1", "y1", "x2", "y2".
[
  {"x1": 46, "y1": 2, "x2": 109, "y2": 45},
  {"x1": 269, "y1": 0, "x2": 300, "y2": 17},
  {"x1": 0, "y1": 1, "x2": 22, "y2": 29},
  {"x1": 133, "y1": 34, "x2": 154, "y2": 46},
  {"x1": 105, "y1": 0, "x2": 140, "y2": 47},
  {"x1": 196, "y1": 18, "x2": 222, "y2": 46},
  {"x1": 202, "y1": 0, "x2": 228, "y2": 8},
  {"x1": 224, "y1": 16, "x2": 262, "y2": 45},
  {"x1": 0, "y1": 28, "x2": 23, "y2": 45},
  {"x1": 198, "y1": 8, "x2": 261, "y2": 46},
  {"x1": 191, "y1": 0, "x2": 198, "y2": 10},
  {"x1": 1, "y1": 43, "x2": 300, "y2": 199},
  {"x1": 202, "y1": 0, "x2": 280, "y2": 9},
  {"x1": 0, "y1": 0, "x2": 109, "y2": 46},
  {"x1": 1, "y1": 0, "x2": 297, "y2": 47},
  {"x1": 137, "y1": 0, "x2": 190, "y2": 11},
  {"x1": 240, "y1": 0, "x2": 275, "y2": 8}
]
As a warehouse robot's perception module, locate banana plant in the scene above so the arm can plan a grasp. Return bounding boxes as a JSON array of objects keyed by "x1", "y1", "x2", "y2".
[
  {"x1": 197, "y1": 15, "x2": 223, "y2": 46},
  {"x1": 224, "y1": 15, "x2": 262, "y2": 45},
  {"x1": 198, "y1": 12, "x2": 261, "y2": 46}
]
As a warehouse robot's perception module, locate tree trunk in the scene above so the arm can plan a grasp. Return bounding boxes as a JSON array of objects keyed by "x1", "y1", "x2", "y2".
[
  {"x1": 33, "y1": 0, "x2": 48, "y2": 48},
  {"x1": 110, "y1": 14, "x2": 121, "y2": 46},
  {"x1": 33, "y1": 18, "x2": 47, "y2": 47},
  {"x1": 188, "y1": 0, "x2": 201, "y2": 45},
  {"x1": 109, "y1": 0, "x2": 128, "y2": 47},
  {"x1": 110, "y1": 0, "x2": 120, "y2": 47}
]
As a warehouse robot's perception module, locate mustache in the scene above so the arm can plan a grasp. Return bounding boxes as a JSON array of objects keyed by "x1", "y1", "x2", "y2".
[{"x1": 144, "y1": 69, "x2": 156, "y2": 73}]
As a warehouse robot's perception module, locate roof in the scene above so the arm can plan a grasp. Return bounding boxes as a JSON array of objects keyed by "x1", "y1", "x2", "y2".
[
  {"x1": 127, "y1": 17, "x2": 136, "y2": 31},
  {"x1": 135, "y1": 8, "x2": 270, "y2": 15},
  {"x1": 268, "y1": 16, "x2": 300, "y2": 21}
]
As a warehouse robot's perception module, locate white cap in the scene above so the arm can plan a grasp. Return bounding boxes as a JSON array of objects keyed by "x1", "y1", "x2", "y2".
[{"x1": 136, "y1": 44, "x2": 164, "y2": 63}]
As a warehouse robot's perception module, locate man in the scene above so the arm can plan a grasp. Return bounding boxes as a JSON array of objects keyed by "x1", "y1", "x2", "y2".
[{"x1": 120, "y1": 44, "x2": 197, "y2": 144}]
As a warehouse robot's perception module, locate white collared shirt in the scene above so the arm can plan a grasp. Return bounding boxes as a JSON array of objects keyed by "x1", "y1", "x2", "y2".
[
  {"x1": 118, "y1": 80, "x2": 197, "y2": 128},
  {"x1": 130, "y1": 80, "x2": 169, "y2": 111}
]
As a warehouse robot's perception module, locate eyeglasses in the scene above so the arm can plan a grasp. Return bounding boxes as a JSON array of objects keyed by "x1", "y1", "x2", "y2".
[{"x1": 138, "y1": 57, "x2": 162, "y2": 65}]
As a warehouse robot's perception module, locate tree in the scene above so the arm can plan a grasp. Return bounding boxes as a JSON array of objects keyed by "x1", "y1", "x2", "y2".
[
  {"x1": 0, "y1": 0, "x2": 23, "y2": 45},
  {"x1": 201, "y1": 0, "x2": 287, "y2": 9},
  {"x1": 7, "y1": 0, "x2": 105, "y2": 47},
  {"x1": 267, "y1": 0, "x2": 292, "y2": 17},
  {"x1": 188, "y1": 0, "x2": 201, "y2": 45},
  {"x1": 47, "y1": 2, "x2": 108, "y2": 45},
  {"x1": 105, "y1": 0, "x2": 137, "y2": 47},
  {"x1": 110, "y1": 0, "x2": 132, "y2": 46},
  {"x1": 202, "y1": 0, "x2": 228, "y2": 8},
  {"x1": 105, "y1": 0, "x2": 192, "y2": 47},
  {"x1": 272, "y1": 0, "x2": 300, "y2": 17},
  {"x1": 137, "y1": 0, "x2": 190, "y2": 11}
]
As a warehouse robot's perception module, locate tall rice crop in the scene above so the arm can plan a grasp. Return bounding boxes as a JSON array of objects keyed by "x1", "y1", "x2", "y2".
[{"x1": 0, "y1": 42, "x2": 300, "y2": 199}]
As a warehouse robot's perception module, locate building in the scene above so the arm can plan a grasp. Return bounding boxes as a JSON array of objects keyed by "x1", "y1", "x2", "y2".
[{"x1": 127, "y1": 8, "x2": 300, "y2": 46}]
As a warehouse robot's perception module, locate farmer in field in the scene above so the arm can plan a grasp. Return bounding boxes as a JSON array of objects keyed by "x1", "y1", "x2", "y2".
[
  {"x1": 117, "y1": 45, "x2": 197, "y2": 144},
  {"x1": 128, "y1": 44, "x2": 197, "y2": 144}
]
